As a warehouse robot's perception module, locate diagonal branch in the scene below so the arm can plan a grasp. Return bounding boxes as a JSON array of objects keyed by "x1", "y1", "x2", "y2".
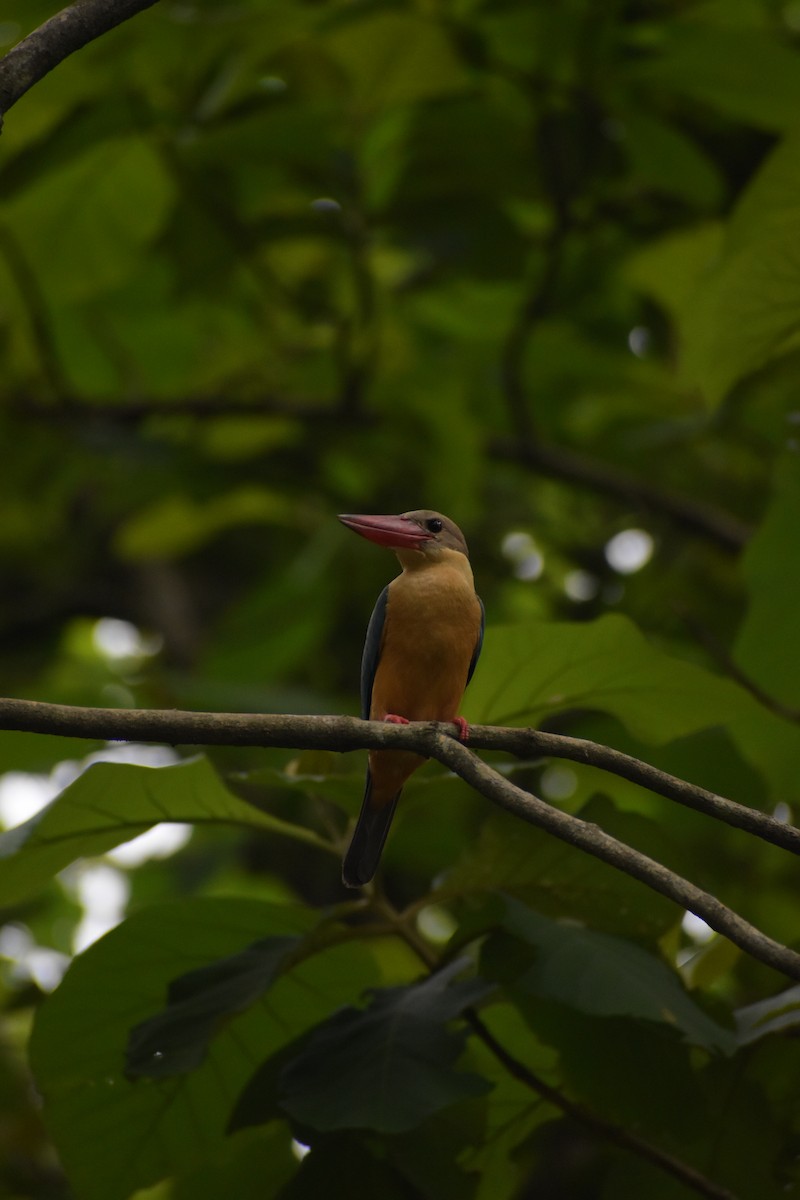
[
  {"x1": 420, "y1": 728, "x2": 800, "y2": 980},
  {"x1": 0, "y1": 0, "x2": 160, "y2": 129},
  {"x1": 0, "y1": 696, "x2": 798, "y2": 979}
]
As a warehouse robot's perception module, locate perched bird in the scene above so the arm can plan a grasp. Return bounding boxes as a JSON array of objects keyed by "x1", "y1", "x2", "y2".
[{"x1": 338, "y1": 509, "x2": 484, "y2": 888}]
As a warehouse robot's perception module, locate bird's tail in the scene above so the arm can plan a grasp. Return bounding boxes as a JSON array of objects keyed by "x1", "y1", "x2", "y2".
[{"x1": 342, "y1": 769, "x2": 400, "y2": 888}]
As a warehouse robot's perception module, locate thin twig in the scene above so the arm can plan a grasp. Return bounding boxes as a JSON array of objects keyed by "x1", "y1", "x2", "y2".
[
  {"x1": 0, "y1": 0, "x2": 160, "y2": 129},
  {"x1": 0, "y1": 698, "x2": 797, "y2": 979}
]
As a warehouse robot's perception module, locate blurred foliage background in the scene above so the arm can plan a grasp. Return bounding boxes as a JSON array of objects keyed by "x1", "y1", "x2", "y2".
[{"x1": 0, "y1": 0, "x2": 799, "y2": 1197}]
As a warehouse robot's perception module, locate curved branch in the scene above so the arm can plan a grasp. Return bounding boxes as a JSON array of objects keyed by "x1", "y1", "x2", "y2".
[
  {"x1": 0, "y1": 0, "x2": 160, "y2": 129},
  {"x1": 0, "y1": 696, "x2": 798, "y2": 979}
]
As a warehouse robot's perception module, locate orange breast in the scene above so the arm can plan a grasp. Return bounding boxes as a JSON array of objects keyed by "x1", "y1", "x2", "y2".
[
  {"x1": 366, "y1": 557, "x2": 482, "y2": 810},
  {"x1": 369, "y1": 564, "x2": 481, "y2": 723}
]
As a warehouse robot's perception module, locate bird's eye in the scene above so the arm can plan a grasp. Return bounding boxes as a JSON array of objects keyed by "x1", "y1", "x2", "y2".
[{"x1": 426, "y1": 518, "x2": 443, "y2": 533}]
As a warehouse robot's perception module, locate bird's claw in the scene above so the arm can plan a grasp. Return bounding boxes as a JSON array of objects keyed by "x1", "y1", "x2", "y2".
[
  {"x1": 452, "y1": 716, "x2": 470, "y2": 742},
  {"x1": 383, "y1": 713, "x2": 410, "y2": 725}
]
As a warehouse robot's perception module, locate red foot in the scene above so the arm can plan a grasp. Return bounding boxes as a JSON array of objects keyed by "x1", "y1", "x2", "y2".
[
  {"x1": 383, "y1": 713, "x2": 410, "y2": 725},
  {"x1": 452, "y1": 716, "x2": 470, "y2": 742}
]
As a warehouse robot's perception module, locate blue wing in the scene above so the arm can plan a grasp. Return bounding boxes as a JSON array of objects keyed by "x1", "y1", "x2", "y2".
[
  {"x1": 360, "y1": 585, "x2": 389, "y2": 720},
  {"x1": 466, "y1": 596, "x2": 485, "y2": 686}
]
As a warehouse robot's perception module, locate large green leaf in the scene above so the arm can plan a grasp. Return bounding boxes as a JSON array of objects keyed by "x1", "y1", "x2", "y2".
[
  {"x1": 0, "y1": 136, "x2": 173, "y2": 304},
  {"x1": 486, "y1": 898, "x2": 735, "y2": 1054},
  {"x1": 170, "y1": 1125, "x2": 296, "y2": 1200},
  {"x1": 466, "y1": 613, "x2": 743, "y2": 740},
  {"x1": 30, "y1": 899, "x2": 381, "y2": 1200},
  {"x1": 126, "y1": 935, "x2": 301, "y2": 1078},
  {"x1": 630, "y1": 135, "x2": 800, "y2": 401},
  {"x1": 440, "y1": 796, "x2": 676, "y2": 940},
  {"x1": 323, "y1": 12, "x2": 469, "y2": 112},
  {"x1": 640, "y1": 21, "x2": 800, "y2": 132},
  {"x1": 466, "y1": 613, "x2": 800, "y2": 802},
  {"x1": 115, "y1": 488, "x2": 297, "y2": 561},
  {"x1": 234, "y1": 959, "x2": 492, "y2": 1135},
  {"x1": 0, "y1": 757, "x2": 324, "y2": 906}
]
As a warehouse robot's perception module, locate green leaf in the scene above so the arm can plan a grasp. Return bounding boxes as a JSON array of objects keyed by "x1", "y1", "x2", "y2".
[
  {"x1": 323, "y1": 13, "x2": 469, "y2": 112},
  {"x1": 735, "y1": 454, "x2": 800, "y2": 709},
  {"x1": 531, "y1": 1004, "x2": 708, "y2": 1152},
  {"x1": 626, "y1": 223, "x2": 722, "y2": 370},
  {"x1": 0, "y1": 757, "x2": 320, "y2": 906},
  {"x1": 639, "y1": 22, "x2": 800, "y2": 132},
  {"x1": 441, "y1": 796, "x2": 676, "y2": 940},
  {"x1": 630, "y1": 136, "x2": 800, "y2": 400},
  {"x1": 126, "y1": 935, "x2": 300, "y2": 1078},
  {"x1": 491, "y1": 898, "x2": 736, "y2": 1054},
  {"x1": 467, "y1": 612, "x2": 743, "y2": 742},
  {"x1": 115, "y1": 488, "x2": 296, "y2": 560},
  {"x1": 467, "y1": 612, "x2": 800, "y2": 803},
  {"x1": 0, "y1": 136, "x2": 173, "y2": 303},
  {"x1": 237, "y1": 959, "x2": 492, "y2": 1135},
  {"x1": 170, "y1": 1125, "x2": 297, "y2": 1200},
  {"x1": 30, "y1": 899, "x2": 381, "y2": 1200},
  {"x1": 622, "y1": 112, "x2": 724, "y2": 209}
]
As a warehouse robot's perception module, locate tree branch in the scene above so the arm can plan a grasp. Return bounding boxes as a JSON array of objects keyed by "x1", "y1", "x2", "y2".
[
  {"x1": 0, "y1": 696, "x2": 798, "y2": 979},
  {"x1": 491, "y1": 436, "x2": 751, "y2": 553},
  {"x1": 423, "y1": 730, "x2": 800, "y2": 979},
  {"x1": 0, "y1": 0, "x2": 160, "y2": 130},
  {"x1": 0, "y1": 698, "x2": 794, "y2": 855},
  {"x1": 3, "y1": 392, "x2": 747, "y2": 550},
  {"x1": 465, "y1": 1009, "x2": 737, "y2": 1200}
]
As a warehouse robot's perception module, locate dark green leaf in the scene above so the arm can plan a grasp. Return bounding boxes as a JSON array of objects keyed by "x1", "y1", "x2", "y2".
[
  {"x1": 274, "y1": 960, "x2": 492, "y2": 1134},
  {"x1": 126, "y1": 934, "x2": 299, "y2": 1078},
  {"x1": 491, "y1": 898, "x2": 735, "y2": 1054}
]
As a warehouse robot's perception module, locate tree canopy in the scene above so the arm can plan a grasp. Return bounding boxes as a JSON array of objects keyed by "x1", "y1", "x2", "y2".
[{"x1": 0, "y1": 2, "x2": 799, "y2": 1198}]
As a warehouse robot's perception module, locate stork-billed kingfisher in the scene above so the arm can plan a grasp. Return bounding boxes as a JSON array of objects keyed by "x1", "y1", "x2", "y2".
[{"x1": 338, "y1": 510, "x2": 484, "y2": 887}]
